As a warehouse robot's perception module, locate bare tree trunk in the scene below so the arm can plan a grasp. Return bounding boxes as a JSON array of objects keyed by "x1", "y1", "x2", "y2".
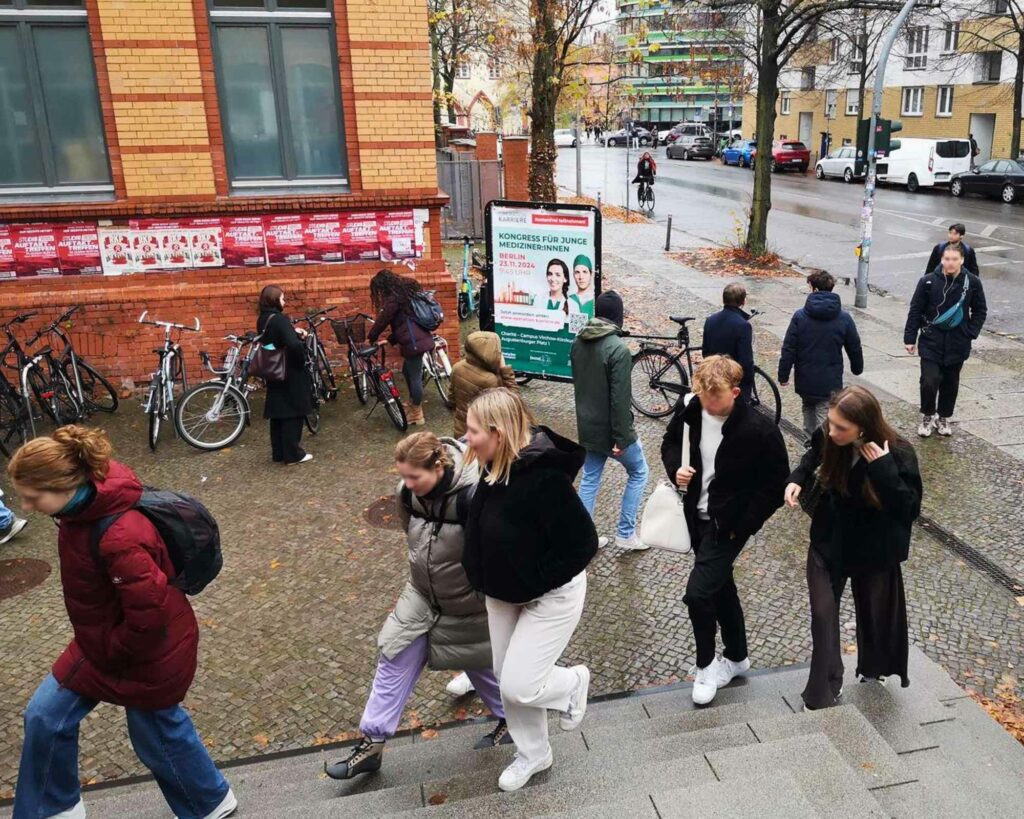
[
  {"x1": 747, "y1": 18, "x2": 780, "y2": 256},
  {"x1": 1012, "y1": 38, "x2": 1024, "y2": 159},
  {"x1": 430, "y1": 26, "x2": 443, "y2": 147},
  {"x1": 528, "y1": 0, "x2": 560, "y2": 202}
]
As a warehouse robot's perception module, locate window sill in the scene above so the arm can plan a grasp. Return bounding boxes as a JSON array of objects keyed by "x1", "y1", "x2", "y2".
[
  {"x1": 973, "y1": 80, "x2": 1001, "y2": 85},
  {"x1": 0, "y1": 186, "x2": 115, "y2": 206},
  {"x1": 903, "y1": 66, "x2": 928, "y2": 71},
  {"x1": 901, "y1": 112, "x2": 924, "y2": 117},
  {"x1": 228, "y1": 179, "x2": 350, "y2": 197},
  {"x1": 936, "y1": 113, "x2": 953, "y2": 118}
]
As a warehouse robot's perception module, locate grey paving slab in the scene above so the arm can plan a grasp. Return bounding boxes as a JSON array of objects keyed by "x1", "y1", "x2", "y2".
[
  {"x1": 961, "y1": 416, "x2": 1024, "y2": 446},
  {"x1": 999, "y1": 443, "x2": 1024, "y2": 461},
  {"x1": 706, "y1": 734, "x2": 888, "y2": 817},
  {"x1": 936, "y1": 698, "x2": 1024, "y2": 778},
  {"x1": 654, "y1": 772, "x2": 819, "y2": 819},
  {"x1": 536, "y1": 795, "x2": 659, "y2": 818},
  {"x1": 811, "y1": 684, "x2": 942, "y2": 754},
  {"x1": 904, "y1": 645, "x2": 974, "y2": 703}
]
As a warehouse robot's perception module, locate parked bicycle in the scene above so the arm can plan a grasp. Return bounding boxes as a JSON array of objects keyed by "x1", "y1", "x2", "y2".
[
  {"x1": 174, "y1": 331, "x2": 261, "y2": 451},
  {"x1": 457, "y1": 236, "x2": 481, "y2": 321},
  {"x1": 629, "y1": 310, "x2": 781, "y2": 424},
  {"x1": 139, "y1": 311, "x2": 199, "y2": 451},
  {"x1": 332, "y1": 313, "x2": 407, "y2": 431},
  {"x1": 293, "y1": 306, "x2": 339, "y2": 435},
  {"x1": 0, "y1": 314, "x2": 41, "y2": 456},
  {"x1": 423, "y1": 335, "x2": 454, "y2": 409}
]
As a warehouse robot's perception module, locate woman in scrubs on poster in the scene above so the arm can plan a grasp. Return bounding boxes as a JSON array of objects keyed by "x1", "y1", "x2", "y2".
[
  {"x1": 568, "y1": 255, "x2": 596, "y2": 317},
  {"x1": 545, "y1": 259, "x2": 570, "y2": 314}
]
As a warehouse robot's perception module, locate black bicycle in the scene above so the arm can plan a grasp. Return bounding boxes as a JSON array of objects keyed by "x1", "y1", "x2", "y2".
[
  {"x1": 293, "y1": 307, "x2": 339, "y2": 435},
  {"x1": 355, "y1": 344, "x2": 407, "y2": 431},
  {"x1": 629, "y1": 311, "x2": 781, "y2": 425},
  {"x1": 35, "y1": 306, "x2": 118, "y2": 417},
  {"x1": 139, "y1": 311, "x2": 200, "y2": 452},
  {"x1": 636, "y1": 178, "x2": 655, "y2": 214},
  {"x1": 332, "y1": 313, "x2": 372, "y2": 405}
]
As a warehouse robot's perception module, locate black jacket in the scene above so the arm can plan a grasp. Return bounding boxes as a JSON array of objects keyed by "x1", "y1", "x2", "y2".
[
  {"x1": 789, "y1": 430, "x2": 922, "y2": 577},
  {"x1": 660, "y1": 397, "x2": 789, "y2": 544},
  {"x1": 778, "y1": 292, "x2": 864, "y2": 402},
  {"x1": 903, "y1": 268, "x2": 987, "y2": 367},
  {"x1": 463, "y1": 426, "x2": 597, "y2": 604},
  {"x1": 925, "y1": 241, "x2": 978, "y2": 276},
  {"x1": 701, "y1": 306, "x2": 754, "y2": 395},
  {"x1": 257, "y1": 309, "x2": 313, "y2": 419},
  {"x1": 367, "y1": 296, "x2": 434, "y2": 359}
]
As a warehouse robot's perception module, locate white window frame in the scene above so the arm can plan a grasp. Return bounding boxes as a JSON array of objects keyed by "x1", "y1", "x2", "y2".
[
  {"x1": 800, "y1": 67, "x2": 815, "y2": 91},
  {"x1": 829, "y1": 37, "x2": 841, "y2": 65},
  {"x1": 936, "y1": 85, "x2": 954, "y2": 117},
  {"x1": 456, "y1": 61, "x2": 471, "y2": 80},
  {"x1": 487, "y1": 60, "x2": 500, "y2": 80},
  {"x1": 941, "y1": 21, "x2": 960, "y2": 54},
  {"x1": 845, "y1": 89, "x2": 860, "y2": 116},
  {"x1": 848, "y1": 36, "x2": 865, "y2": 74},
  {"x1": 905, "y1": 26, "x2": 928, "y2": 70},
  {"x1": 979, "y1": 51, "x2": 1002, "y2": 83},
  {"x1": 825, "y1": 89, "x2": 838, "y2": 119},
  {"x1": 901, "y1": 86, "x2": 924, "y2": 116},
  {"x1": 780, "y1": 91, "x2": 792, "y2": 115}
]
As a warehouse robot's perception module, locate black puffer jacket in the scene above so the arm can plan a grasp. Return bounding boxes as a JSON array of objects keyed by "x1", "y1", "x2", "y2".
[
  {"x1": 463, "y1": 426, "x2": 598, "y2": 604},
  {"x1": 904, "y1": 268, "x2": 987, "y2": 367},
  {"x1": 778, "y1": 292, "x2": 863, "y2": 402},
  {"x1": 256, "y1": 309, "x2": 313, "y2": 419}
]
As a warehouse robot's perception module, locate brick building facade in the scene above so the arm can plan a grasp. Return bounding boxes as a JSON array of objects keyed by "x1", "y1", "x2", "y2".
[{"x1": 0, "y1": 0, "x2": 451, "y2": 383}]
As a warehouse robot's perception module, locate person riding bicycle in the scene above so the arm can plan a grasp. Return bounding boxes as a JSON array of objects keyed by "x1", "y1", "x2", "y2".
[{"x1": 632, "y1": 152, "x2": 657, "y2": 192}]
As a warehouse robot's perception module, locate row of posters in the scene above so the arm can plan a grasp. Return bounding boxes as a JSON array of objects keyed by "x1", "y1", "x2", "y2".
[{"x1": 0, "y1": 210, "x2": 426, "y2": 280}]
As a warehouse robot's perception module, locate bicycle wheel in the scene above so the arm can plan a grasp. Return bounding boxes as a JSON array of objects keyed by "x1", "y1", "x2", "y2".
[
  {"x1": 645, "y1": 188, "x2": 655, "y2": 213},
  {"x1": 376, "y1": 372, "x2": 407, "y2": 431},
  {"x1": 515, "y1": 373, "x2": 533, "y2": 387},
  {"x1": 148, "y1": 381, "x2": 164, "y2": 452},
  {"x1": 48, "y1": 364, "x2": 82, "y2": 424},
  {"x1": 305, "y1": 409, "x2": 320, "y2": 435},
  {"x1": 348, "y1": 349, "x2": 369, "y2": 405},
  {"x1": 0, "y1": 390, "x2": 27, "y2": 458},
  {"x1": 631, "y1": 348, "x2": 688, "y2": 418},
  {"x1": 457, "y1": 294, "x2": 470, "y2": 321},
  {"x1": 27, "y1": 366, "x2": 58, "y2": 423},
  {"x1": 175, "y1": 383, "x2": 247, "y2": 451},
  {"x1": 750, "y1": 366, "x2": 782, "y2": 426},
  {"x1": 317, "y1": 345, "x2": 338, "y2": 400},
  {"x1": 430, "y1": 352, "x2": 455, "y2": 409},
  {"x1": 66, "y1": 358, "x2": 118, "y2": 413}
]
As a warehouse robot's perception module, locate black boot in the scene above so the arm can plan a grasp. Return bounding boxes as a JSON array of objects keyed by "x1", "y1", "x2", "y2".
[
  {"x1": 473, "y1": 718, "x2": 513, "y2": 749},
  {"x1": 325, "y1": 737, "x2": 384, "y2": 780}
]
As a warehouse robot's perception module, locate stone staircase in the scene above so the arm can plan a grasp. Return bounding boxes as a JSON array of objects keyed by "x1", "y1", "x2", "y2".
[{"x1": 8, "y1": 646, "x2": 1024, "y2": 818}]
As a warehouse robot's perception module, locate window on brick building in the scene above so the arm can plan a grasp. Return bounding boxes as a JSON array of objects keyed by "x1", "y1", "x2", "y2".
[
  {"x1": 208, "y1": 0, "x2": 348, "y2": 190},
  {"x1": 845, "y1": 89, "x2": 860, "y2": 116},
  {"x1": 901, "y1": 86, "x2": 924, "y2": 116},
  {"x1": 487, "y1": 60, "x2": 500, "y2": 80},
  {"x1": 978, "y1": 51, "x2": 1002, "y2": 83},
  {"x1": 941, "y1": 21, "x2": 960, "y2": 54},
  {"x1": 456, "y1": 61, "x2": 471, "y2": 80},
  {"x1": 780, "y1": 91, "x2": 792, "y2": 115},
  {"x1": 936, "y1": 85, "x2": 954, "y2": 117},
  {"x1": 904, "y1": 26, "x2": 928, "y2": 70},
  {"x1": 0, "y1": 0, "x2": 113, "y2": 196}
]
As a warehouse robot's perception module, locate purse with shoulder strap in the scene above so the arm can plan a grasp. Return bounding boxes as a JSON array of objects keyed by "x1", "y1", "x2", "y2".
[
  {"x1": 640, "y1": 396, "x2": 692, "y2": 553},
  {"x1": 249, "y1": 314, "x2": 288, "y2": 383}
]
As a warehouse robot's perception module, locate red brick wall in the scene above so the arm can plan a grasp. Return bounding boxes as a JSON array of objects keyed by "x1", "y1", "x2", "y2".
[{"x1": 502, "y1": 137, "x2": 530, "y2": 201}]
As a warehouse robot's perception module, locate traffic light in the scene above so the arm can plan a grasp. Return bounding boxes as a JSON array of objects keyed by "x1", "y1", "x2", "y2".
[
  {"x1": 855, "y1": 117, "x2": 904, "y2": 174},
  {"x1": 883, "y1": 118, "x2": 903, "y2": 154}
]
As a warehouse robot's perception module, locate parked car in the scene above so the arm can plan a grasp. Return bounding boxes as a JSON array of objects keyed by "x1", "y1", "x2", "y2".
[
  {"x1": 751, "y1": 140, "x2": 810, "y2": 173},
  {"x1": 876, "y1": 137, "x2": 971, "y2": 192},
  {"x1": 721, "y1": 139, "x2": 757, "y2": 167},
  {"x1": 667, "y1": 134, "x2": 714, "y2": 161},
  {"x1": 602, "y1": 127, "x2": 653, "y2": 147},
  {"x1": 950, "y1": 158, "x2": 1024, "y2": 203},
  {"x1": 815, "y1": 146, "x2": 863, "y2": 182},
  {"x1": 656, "y1": 127, "x2": 675, "y2": 146},
  {"x1": 554, "y1": 128, "x2": 578, "y2": 148}
]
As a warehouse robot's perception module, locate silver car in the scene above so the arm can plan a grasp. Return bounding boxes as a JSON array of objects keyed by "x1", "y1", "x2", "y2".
[
  {"x1": 815, "y1": 146, "x2": 862, "y2": 183},
  {"x1": 667, "y1": 135, "x2": 714, "y2": 161}
]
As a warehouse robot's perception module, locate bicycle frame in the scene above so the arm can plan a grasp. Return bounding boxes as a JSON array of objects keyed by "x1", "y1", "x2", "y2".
[{"x1": 140, "y1": 311, "x2": 199, "y2": 434}]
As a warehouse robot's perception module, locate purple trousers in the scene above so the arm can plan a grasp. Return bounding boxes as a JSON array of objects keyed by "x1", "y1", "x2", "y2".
[{"x1": 360, "y1": 634, "x2": 504, "y2": 740}]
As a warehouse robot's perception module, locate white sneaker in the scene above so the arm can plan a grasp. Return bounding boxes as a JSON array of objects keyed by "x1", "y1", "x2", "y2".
[
  {"x1": 52, "y1": 800, "x2": 86, "y2": 819},
  {"x1": 0, "y1": 517, "x2": 28, "y2": 545},
  {"x1": 597, "y1": 536, "x2": 609, "y2": 549},
  {"x1": 936, "y1": 417, "x2": 952, "y2": 437},
  {"x1": 615, "y1": 534, "x2": 650, "y2": 551},
  {"x1": 559, "y1": 665, "x2": 590, "y2": 731},
  {"x1": 445, "y1": 672, "x2": 475, "y2": 697},
  {"x1": 498, "y1": 747, "x2": 553, "y2": 792},
  {"x1": 289, "y1": 453, "x2": 314, "y2": 465},
  {"x1": 177, "y1": 788, "x2": 237, "y2": 819},
  {"x1": 691, "y1": 658, "x2": 722, "y2": 705},
  {"x1": 714, "y1": 656, "x2": 751, "y2": 688},
  {"x1": 917, "y1": 414, "x2": 935, "y2": 438}
]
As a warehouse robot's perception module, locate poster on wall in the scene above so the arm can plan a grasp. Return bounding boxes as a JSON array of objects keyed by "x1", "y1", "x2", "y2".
[
  {"x1": 378, "y1": 209, "x2": 416, "y2": 260},
  {"x1": 222, "y1": 216, "x2": 267, "y2": 267},
  {"x1": 56, "y1": 224, "x2": 102, "y2": 276},
  {"x1": 483, "y1": 202, "x2": 601, "y2": 382},
  {"x1": 12, "y1": 224, "x2": 61, "y2": 277},
  {"x1": 303, "y1": 213, "x2": 344, "y2": 263},
  {"x1": 340, "y1": 211, "x2": 380, "y2": 262},
  {"x1": 99, "y1": 228, "x2": 134, "y2": 275},
  {"x1": 188, "y1": 218, "x2": 224, "y2": 268},
  {"x1": 265, "y1": 215, "x2": 307, "y2": 265},
  {"x1": 0, "y1": 228, "x2": 15, "y2": 280},
  {"x1": 132, "y1": 228, "x2": 164, "y2": 272},
  {"x1": 160, "y1": 229, "x2": 192, "y2": 269}
]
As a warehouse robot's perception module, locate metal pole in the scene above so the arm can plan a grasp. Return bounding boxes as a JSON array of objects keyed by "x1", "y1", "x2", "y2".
[
  {"x1": 575, "y1": 105, "x2": 583, "y2": 197},
  {"x1": 665, "y1": 215, "x2": 673, "y2": 251},
  {"x1": 855, "y1": 0, "x2": 918, "y2": 309},
  {"x1": 625, "y1": 121, "x2": 631, "y2": 218}
]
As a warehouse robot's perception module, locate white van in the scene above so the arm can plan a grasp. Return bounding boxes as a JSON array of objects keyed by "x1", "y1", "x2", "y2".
[{"x1": 876, "y1": 138, "x2": 972, "y2": 192}]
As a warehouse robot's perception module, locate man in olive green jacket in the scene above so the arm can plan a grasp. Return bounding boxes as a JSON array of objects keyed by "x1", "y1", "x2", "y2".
[{"x1": 571, "y1": 290, "x2": 650, "y2": 550}]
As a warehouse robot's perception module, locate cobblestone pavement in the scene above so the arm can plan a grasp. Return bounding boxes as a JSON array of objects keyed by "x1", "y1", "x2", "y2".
[{"x1": 1, "y1": 237, "x2": 1021, "y2": 795}]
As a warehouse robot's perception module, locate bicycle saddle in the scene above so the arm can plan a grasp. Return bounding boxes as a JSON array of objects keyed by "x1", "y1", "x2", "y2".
[
  {"x1": 356, "y1": 346, "x2": 379, "y2": 358},
  {"x1": 669, "y1": 315, "x2": 696, "y2": 326}
]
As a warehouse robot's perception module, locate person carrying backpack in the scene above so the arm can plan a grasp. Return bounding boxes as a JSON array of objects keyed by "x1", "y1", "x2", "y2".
[
  {"x1": 325, "y1": 432, "x2": 508, "y2": 781},
  {"x1": 8, "y1": 426, "x2": 235, "y2": 819},
  {"x1": 368, "y1": 268, "x2": 439, "y2": 426}
]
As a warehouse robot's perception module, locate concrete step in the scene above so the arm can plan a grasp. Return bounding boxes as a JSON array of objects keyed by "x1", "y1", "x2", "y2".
[{"x1": 653, "y1": 771, "x2": 819, "y2": 818}]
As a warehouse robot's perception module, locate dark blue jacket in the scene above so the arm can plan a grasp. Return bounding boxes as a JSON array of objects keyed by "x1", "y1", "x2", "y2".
[
  {"x1": 925, "y1": 241, "x2": 978, "y2": 276},
  {"x1": 778, "y1": 292, "x2": 864, "y2": 402},
  {"x1": 701, "y1": 306, "x2": 754, "y2": 395}
]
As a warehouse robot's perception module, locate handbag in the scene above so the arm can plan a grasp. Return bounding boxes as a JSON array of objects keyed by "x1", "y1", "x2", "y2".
[
  {"x1": 798, "y1": 467, "x2": 824, "y2": 517},
  {"x1": 249, "y1": 316, "x2": 288, "y2": 384},
  {"x1": 639, "y1": 396, "x2": 692, "y2": 553}
]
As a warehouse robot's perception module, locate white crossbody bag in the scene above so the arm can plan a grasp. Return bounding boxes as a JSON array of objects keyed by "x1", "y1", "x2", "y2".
[{"x1": 639, "y1": 395, "x2": 692, "y2": 553}]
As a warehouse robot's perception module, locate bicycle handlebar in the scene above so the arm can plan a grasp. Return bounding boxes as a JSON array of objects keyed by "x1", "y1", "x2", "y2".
[
  {"x1": 293, "y1": 306, "x2": 338, "y2": 324},
  {"x1": 56, "y1": 305, "x2": 83, "y2": 325},
  {"x1": 138, "y1": 310, "x2": 201, "y2": 332},
  {"x1": 2, "y1": 312, "x2": 37, "y2": 330}
]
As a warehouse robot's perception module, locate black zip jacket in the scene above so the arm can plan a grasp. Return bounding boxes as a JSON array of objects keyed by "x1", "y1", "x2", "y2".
[
  {"x1": 463, "y1": 426, "x2": 597, "y2": 604},
  {"x1": 903, "y1": 268, "x2": 987, "y2": 367},
  {"x1": 924, "y1": 241, "x2": 978, "y2": 276},
  {"x1": 660, "y1": 396, "x2": 788, "y2": 544}
]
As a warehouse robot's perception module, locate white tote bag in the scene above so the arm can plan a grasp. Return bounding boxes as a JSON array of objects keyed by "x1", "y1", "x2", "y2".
[{"x1": 639, "y1": 397, "x2": 692, "y2": 553}]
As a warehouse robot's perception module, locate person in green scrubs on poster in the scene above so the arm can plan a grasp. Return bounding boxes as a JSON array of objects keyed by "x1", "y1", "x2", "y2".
[
  {"x1": 569, "y1": 255, "x2": 596, "y2": 317},
  {"x1": 545, "y1": 259, "x2": 570, "y2": 314}
]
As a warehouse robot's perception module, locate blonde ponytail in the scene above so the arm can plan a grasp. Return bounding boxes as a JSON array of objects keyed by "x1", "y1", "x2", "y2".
[{"x1": 8, "y1": 425, "x2": 113, "y2": 491}]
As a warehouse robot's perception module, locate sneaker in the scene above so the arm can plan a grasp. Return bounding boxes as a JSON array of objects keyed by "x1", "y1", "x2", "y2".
[
  {"x1": 324, "y1": 737, "x2": 384, "y2": 780},
  {"x1": 52, "y1": 800, "x2": 86, "y2": 819},
  {"x1": 473, "y1": 718, "x2": 513, "y2": 749},
  {"x1": 0, "y1": 517, "x2": 28, "y2": 545},
  {"x1": 917, "y1": 414, "x2": 935, "y2": 438},
  {"x1": 936, "y1": 417, "x2": 952, "y2": 436},
  {"x1": 597, "y1": 536, "x2": 609, "y2": 549},
  {"x1": 445, "y1": 672, "x2": 475, "y2": 697},
  {"x1": 184, "y1": 788, "x2": 237, "y2": 819},
  {"x1": 497, "y1": 747, "x2": 554, "y2": 792},
  {"x1": 615, "y1": 534, "x2": 650, "y2": 551},
  {"x1": 289, "y1": 453, "x2": 314, "y2": 465},
  {"x1": 714, "y1": 656, "x2": 751, "y2": 688},
  {"x1": 559, "y1": 665, "x2": 590, "y2": 731},
  {"x1": 691, "y1": 658, "x2": 723, "y2": 705}
]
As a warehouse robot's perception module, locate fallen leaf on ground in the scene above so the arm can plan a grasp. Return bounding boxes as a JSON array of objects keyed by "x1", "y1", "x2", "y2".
[
  {"x1": 427, "y1": 793, "x2": 448, "y2": 805},
  {"x1": 420, "y1": 728, "x2": 439, "y2": 740},
  {"x1": 252, "y1": 733, "x2": 270, "y2": 748}
]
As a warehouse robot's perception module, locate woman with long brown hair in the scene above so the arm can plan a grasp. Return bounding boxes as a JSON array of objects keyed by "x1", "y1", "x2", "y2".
[{"x1": 784, "y1": 386, "x2": 922, "y2": 710}]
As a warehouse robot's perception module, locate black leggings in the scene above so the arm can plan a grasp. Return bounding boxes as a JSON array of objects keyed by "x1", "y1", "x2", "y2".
[
  {"x1": 270, "y1": 416, "x2": 305, "y2": 464},
  {"x1": 403, "y1": 355, "x2": 423, "y2": 405}
]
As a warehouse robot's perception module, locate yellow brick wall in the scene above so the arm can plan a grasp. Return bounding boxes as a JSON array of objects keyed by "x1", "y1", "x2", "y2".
[
  {"x1": 96, "y1": 0, "x2": 198, "y2": 40},
  {"x1": 121, "y1": 152, "x2": 216, "y2": 198},
  {"x1": 358, "y1": 148, "x2": 437, "y2": 188},
  {"x1": 113, "y1": 101, "x2": 209, "y2": 147},
  {"x1": 346, "y1": 0, "x2": 430, "y2": 41}
]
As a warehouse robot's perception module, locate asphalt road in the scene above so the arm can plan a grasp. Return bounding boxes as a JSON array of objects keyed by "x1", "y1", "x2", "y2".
[{"x1": 556, "y1": 141, "x2": 1024, "y2": 334}]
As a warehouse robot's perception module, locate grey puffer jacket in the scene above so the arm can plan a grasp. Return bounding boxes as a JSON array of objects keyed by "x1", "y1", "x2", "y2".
[{"x1": 377, "y1": 438, "x2": 490, "y2": 670}]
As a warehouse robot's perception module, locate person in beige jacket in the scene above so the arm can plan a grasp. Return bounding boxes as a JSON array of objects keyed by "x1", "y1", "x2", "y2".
[{"x1": 451, "y1": 331, "x2": 519, "y2": 438}]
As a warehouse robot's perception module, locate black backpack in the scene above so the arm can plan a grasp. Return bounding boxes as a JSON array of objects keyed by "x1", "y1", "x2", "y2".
[
  {"x1": 409, "y1": 290, "x2": 444, "y2": 332},
  {"x1": 400, "y1": 483, "x2": 475, "y2": 536},
  {"x1": 89, "y1": 488, "x2": 222, "y2": 596}
]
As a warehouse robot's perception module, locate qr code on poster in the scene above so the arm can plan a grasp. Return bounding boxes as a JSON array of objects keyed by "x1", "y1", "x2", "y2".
[{"x1": 568, "y1": 313, "x2": 588, "y2": 335}]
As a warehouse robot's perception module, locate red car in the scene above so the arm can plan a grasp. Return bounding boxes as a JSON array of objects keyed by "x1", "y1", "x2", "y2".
[{"x1": 750, "y1": 140, "x2": 810, "y2": 173}]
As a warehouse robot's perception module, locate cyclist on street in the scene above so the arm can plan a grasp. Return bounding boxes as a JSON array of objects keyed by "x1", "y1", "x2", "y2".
[{"x1": 632, "y1": 151, "x2": 657, "y2": 201}]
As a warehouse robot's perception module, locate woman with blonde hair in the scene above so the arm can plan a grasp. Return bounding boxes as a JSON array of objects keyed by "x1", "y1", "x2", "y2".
[
  {"x1": 462, "y1": 388, "x2": 597, "y2": 792},
  {"x1": 8, "y1": 426, "x2": 234, "y2": 819},
  {"x1": 325, "y1": 431, "x2": 508, "y2": 781}
]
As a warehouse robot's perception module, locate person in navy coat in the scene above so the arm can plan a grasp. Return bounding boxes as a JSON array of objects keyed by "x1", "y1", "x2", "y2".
[{"x1": 702, "y1": 284, "x2": 754, "y2": 400}]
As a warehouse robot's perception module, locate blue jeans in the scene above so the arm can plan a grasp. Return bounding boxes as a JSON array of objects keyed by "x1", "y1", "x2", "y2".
[
  {"x1": 14, "y1": 674, "x2": 229, "y2": 819},
  {"x1": 578, "y1": 440, "x2": 650, "y2": 539},
  {"x1": 0, "y1": 498, "x2": 14, "y2": 532}
]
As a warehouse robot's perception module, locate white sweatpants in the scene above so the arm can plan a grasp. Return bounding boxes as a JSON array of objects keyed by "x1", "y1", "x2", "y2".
[{"x1": 486, "y1": 571, "x2": 587, "y2": 764}]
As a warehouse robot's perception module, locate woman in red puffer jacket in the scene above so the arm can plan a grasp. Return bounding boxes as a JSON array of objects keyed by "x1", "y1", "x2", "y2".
[{"x1": 9, "y1": 426, "x2": 235, "y2": 819}]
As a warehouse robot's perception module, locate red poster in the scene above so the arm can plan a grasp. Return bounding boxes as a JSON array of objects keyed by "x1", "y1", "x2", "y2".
[
  {"x1": 12, "y1": 224, "x2": 61, "y2": 277},
  {"x1": 222, "y1": 216, "x2": 267, "y2": 267},
  {"x1": 340, "y1": 211, "x2": 379, "y2": 262},
  {"x1": 378, "y1": 210, "x2": 416, "y2": 260},
  {"x1": 56, "y1": 224, "x2": 102, "y2": 276},
  {"x1": 188, "y1": 218, "x2": 224, "y2": 268},
  {"x1": 0, "y1": 228, "x2": 15, "y2": 280},
  {"x1": 265, "y1": 215, "x2": 307, "y2": 265},
  {"x1": 160, "y1": 231, "x2": 192, "y2": 269},
  {"x1": 99, "y1": 229, "x2": 134, "y2": 275},
  {"x1": 303, "y1": 213, "x2": 344, "y2": 263},
  {"x1": 132, "y1": 230, "x2": 164, "y2": 271}
]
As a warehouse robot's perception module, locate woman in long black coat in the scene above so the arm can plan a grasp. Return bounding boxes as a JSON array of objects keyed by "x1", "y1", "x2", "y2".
[
  {"x1": 785, "y1": 385, "x2": 922, "y2": 711},
  {"x1": 256, "y1": 284, "x2": 314, "y2": 464}
]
